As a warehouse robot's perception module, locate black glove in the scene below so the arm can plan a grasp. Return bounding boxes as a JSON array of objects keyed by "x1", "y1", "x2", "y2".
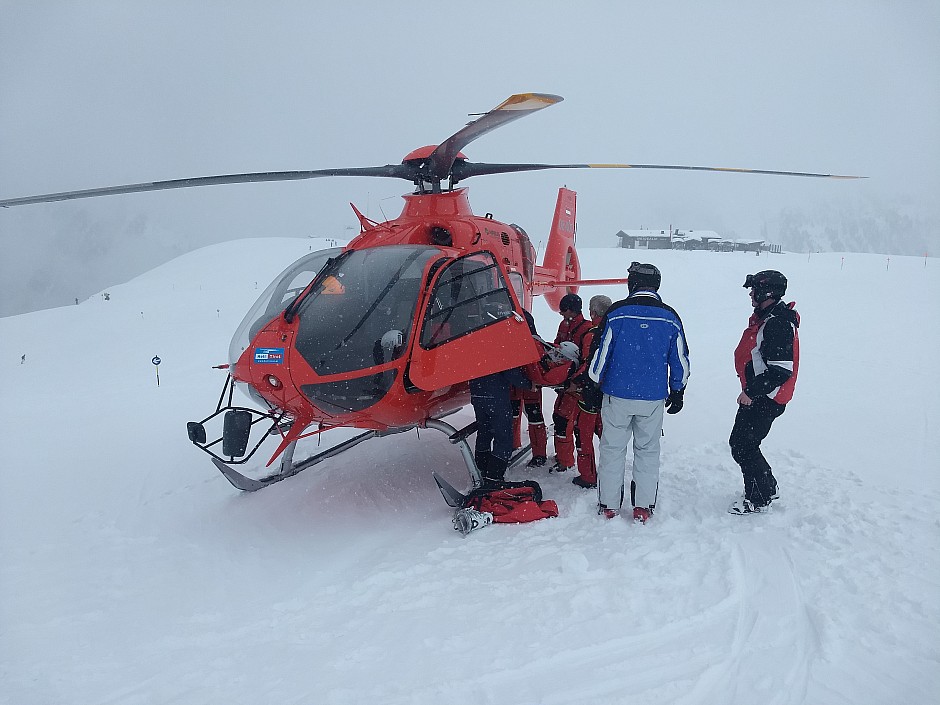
[{"x1": 665, "y1": 389, "x2": 684, "y2": 414}]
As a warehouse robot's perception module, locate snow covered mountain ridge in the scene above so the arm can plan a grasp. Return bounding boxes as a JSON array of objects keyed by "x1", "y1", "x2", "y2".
[{"x1": 1, "y1": 240, "x2": 937, "y2": 704}]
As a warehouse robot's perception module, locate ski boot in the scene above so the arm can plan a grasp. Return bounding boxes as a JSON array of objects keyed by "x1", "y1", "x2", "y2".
[
  {"x1": 453, "y1": 508, "x2": 494, "y2": 536},
  {"x1": 728, "y1": 497, "x2": 770, "y2": 515}
]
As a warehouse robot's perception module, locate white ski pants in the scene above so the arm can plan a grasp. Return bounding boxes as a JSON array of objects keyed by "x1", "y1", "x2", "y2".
[{"x1": 597, "y1": 395, "x2": 664, "y2": 510}]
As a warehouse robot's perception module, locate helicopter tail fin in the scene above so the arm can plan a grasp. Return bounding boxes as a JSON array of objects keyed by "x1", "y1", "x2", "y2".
[{"x1": 534, "y1": 188, "x2": 580, "y2": 311}]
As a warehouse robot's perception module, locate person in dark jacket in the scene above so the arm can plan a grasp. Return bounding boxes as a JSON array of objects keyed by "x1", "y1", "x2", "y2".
[
  {"x1": 512, "y1": 310, "x2": 550, "y2": 467},
  {"x1": 588, "y1": 263, "x2": 690, "y2": 523},
  {"x1": 471, "y1": 367, "x2": 534, "y2": 486},
  {"x1": 728, "y1": 270, "x2": 800, "y2": 514}
]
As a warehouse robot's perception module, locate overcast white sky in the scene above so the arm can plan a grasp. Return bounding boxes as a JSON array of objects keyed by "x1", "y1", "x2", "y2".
[{"x1": 1, "y1": 1, "x2": 938, "y2": 313}]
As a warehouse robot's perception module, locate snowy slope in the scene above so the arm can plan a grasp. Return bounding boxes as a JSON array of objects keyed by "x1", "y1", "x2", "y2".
[{"x1": 1, "y1": 240, "x2": 938, "y2": 705}]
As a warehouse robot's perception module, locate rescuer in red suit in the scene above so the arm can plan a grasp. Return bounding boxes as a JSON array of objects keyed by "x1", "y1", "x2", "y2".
[
  {"x1": 563, "y1": 294, "x2": 612, "y2": 488},
  {"x1": 549, "y1": 294, "x2": 592, "y2": 473}
]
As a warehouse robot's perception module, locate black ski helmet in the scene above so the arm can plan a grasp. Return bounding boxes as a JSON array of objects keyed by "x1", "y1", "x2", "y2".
[
  {"x1": 627, "y1": 262, "x2": 661, "y2": 292},
  {"x1": 744, "y1": 270, "x2": 787, "y2": 303},
  {"x1": 559, "y1": 293, "x2": 582, "y2": 313}
]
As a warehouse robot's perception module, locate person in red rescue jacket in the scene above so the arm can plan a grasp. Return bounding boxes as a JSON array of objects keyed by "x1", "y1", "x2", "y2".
[
  {"x1": 561, "y1": 294, "x2": 612, "y2": 489},
  {"x1": 524, "y1": 342, "x2": 581, "y2": 409},
  {"x1": 729, "y1": 270, "x2": 800, "y2": 515},
  {"x1": 549, "y1": 293, "x2": 592, "y2": 473}
]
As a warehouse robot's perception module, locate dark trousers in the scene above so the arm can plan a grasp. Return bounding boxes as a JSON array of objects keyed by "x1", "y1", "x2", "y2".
[
  {"x1": 729, "y1": 397, "x2": 785, "y2": 505},
  {"x1": 472, "y1": 396, "x2": 513, "y2": 482}
]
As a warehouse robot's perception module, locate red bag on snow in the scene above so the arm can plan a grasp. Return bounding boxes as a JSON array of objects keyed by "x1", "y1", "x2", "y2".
[{"x1": 464, "y1": 483, "x2": 558, "y2": 524}]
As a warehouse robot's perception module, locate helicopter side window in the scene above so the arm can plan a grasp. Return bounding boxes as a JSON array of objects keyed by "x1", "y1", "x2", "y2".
[
  {"x1": 510, "y1": 223, "x2": 535, "y2": 283},
  {"x1": 507, "y1": 272, "x2": 525, "y2": 307},
  {"x1": 420, "y1": 251, "x2": 515, "y2": 349}
]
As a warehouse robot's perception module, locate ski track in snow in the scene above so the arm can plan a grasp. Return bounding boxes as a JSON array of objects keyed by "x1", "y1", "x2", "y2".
[{"x1": 1, "y1": 244, "x2": 938, "y2": 704}]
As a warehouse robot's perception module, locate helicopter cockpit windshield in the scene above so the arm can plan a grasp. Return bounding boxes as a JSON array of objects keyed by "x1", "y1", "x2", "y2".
[
  {"x1": 229, "y1": 247, "x2": 344, "y2": 369},
  {"x1": 294, "y1": 245, "x2": 439, "y2": 376}
]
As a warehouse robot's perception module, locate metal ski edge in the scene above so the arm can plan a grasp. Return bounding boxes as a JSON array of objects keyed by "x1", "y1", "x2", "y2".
[
  {"x1": 432, "y1": 442, "x2": 532, "y2": 508},
  {"x1": 432, "y1": 472, "x2": 468, "y2": 508}
]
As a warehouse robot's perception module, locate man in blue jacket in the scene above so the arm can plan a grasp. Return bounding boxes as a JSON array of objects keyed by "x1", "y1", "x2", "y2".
[{"x1": 588, "y1": 262, "x2": 690, "y2": 523}]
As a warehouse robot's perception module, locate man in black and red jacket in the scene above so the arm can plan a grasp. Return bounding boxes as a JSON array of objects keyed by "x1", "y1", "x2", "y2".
[{"x1": 729, "y1": 270, "x2": 800, "y2": 514}]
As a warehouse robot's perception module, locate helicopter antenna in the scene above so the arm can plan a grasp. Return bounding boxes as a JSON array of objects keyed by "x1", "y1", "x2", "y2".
[{"x1": 378, "y1": 195, "x2": 398, "y2": 223}]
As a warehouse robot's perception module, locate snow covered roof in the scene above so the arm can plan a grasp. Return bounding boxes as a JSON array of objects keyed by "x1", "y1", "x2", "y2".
[
  {"x1": 616, "y1": 229, "x2": 672, "y2": 239},
  {"x1": 616, "y1": 229, "x2": 724, "y2": 241}
]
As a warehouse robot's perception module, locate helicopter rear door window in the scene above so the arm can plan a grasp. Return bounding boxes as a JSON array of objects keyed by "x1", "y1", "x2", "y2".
[
  {"x1": 420, "y1": 252, "x2": 516, "y2": 348},
  {"x1": 409, "y1": 252, "x2": 541, "y2": 391}
]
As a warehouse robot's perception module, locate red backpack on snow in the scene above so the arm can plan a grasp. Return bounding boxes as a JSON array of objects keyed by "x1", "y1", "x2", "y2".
[{"x1": 464, "y1": 481, "x2": 558, "y2": 523}]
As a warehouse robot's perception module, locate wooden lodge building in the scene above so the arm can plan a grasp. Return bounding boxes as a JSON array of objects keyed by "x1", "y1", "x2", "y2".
[{"x1": 615, "y1": 228, "x2": 781, "y2": 254}]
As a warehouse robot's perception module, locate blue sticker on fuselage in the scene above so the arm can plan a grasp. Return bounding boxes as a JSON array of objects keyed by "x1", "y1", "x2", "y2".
[{"x1": 254, "y1": 347, "x2": 285, "y2": 364}]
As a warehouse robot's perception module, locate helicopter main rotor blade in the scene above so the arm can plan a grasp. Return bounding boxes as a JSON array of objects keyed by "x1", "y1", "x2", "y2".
[
  {"x1": 426, "y1": 93, "x2": 563, "y2": 180},
  {"x1": 452, "y1": 161, "x2": 865, "y2": 180},
  {"x1": 0, "y1": 165, "x2": 418, "y2": 208}
]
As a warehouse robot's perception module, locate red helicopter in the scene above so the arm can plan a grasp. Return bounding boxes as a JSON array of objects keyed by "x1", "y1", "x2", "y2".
[{"x1": 0, "y1": 93, "x2": 860, "y2": 495}]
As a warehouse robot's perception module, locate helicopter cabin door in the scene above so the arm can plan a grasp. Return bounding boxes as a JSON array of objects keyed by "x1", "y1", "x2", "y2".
[{"x1": 408, "y1": 251, "x2": 542, "y2": 391}]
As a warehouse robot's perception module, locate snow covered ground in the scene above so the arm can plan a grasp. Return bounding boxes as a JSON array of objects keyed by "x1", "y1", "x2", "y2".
[{"x1": 1, "y1": 238, "x2": 937, "y2": 704}]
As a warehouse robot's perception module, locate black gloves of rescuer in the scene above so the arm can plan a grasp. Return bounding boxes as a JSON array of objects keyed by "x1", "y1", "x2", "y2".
[{"x1": 665, "y1": 389, "x2": 685, "y2": 414}]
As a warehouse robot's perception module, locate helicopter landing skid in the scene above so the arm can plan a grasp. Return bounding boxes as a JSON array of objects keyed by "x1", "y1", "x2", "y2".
[
  {"x1": 210, "y1": 416, "x2": 507, "y2": 493},
  {"x1": 211, "y1": 426, "x2": 415, "y2": 492}
]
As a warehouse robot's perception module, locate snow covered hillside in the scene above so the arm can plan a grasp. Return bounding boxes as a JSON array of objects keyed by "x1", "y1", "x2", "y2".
[{"x1": 1, "y1": 240, "x2": 937, "y2": 705}]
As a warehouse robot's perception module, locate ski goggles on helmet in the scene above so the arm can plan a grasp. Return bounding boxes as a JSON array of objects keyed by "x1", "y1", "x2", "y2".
[
  {"x1": 628, "y1": 262, "x2": 659, "y2": 277},
  {"x1": 744, "y1": 273, "x2": 776, "y2": 288},
  {"x1": 744, "y1": 274, "x2": 767, "y2": 289}
]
